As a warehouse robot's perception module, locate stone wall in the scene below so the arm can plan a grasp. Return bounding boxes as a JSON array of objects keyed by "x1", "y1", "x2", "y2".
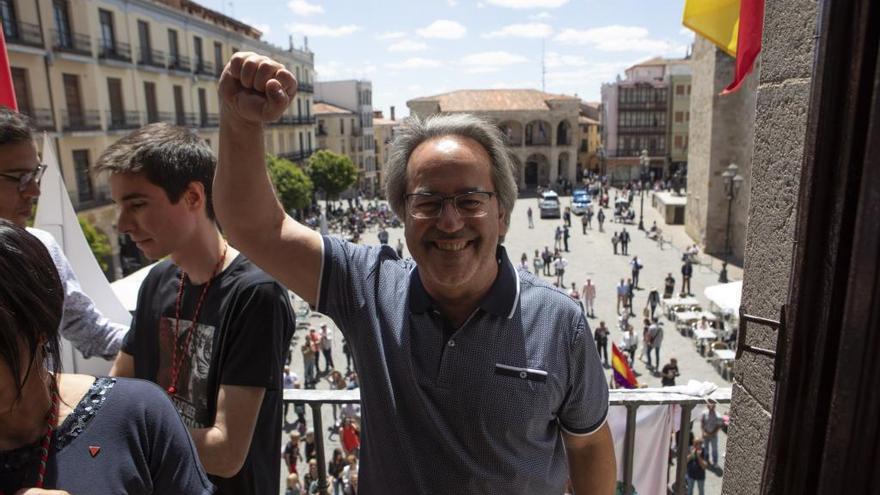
[
  {"x1": 685, "y1": 36, "x2": 757, "y2": 262},
  {"x1": 722, "y1": 0, "x2": 818, "y2": 493}
]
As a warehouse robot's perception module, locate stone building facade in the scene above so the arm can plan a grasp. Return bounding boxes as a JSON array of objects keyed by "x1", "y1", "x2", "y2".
[
  {"x1": 2, "y1": 0, "x2": 316, "y2": 278},
  {"x1": 407, "y1": 89, "x2": 580, "y2": 191},
  {"x1": 685, "y1": 36, "x2": 757, "y2": 262},
  {"x1": 315, "y1": 80, "x2": 377, "y2": 195},
  {"x1": 372, "y1": 108, "x2": 399, "y2": 197}
]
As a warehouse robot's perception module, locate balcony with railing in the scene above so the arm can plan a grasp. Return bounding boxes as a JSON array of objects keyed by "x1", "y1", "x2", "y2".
[
  {"x1": 283, "y1": 387, "x2": 731, "y2": 495},
  {"x1": 2, "y1": 20, "x2": 44, "y2": 48},
  {"x1": 168, "y1": 54, "x2": 191, "y2": 72},
  {"x1": 98, "y1": 40, "x2": 132, "y2": 63},
  {"x1": 20, "y1": 107, "x2": 55, "y2": 131},
  {"x1": 618, "y1": 125, "x2": 667, "y2": 135},
  {"x1": 195, "y1": 60, "x2": 214, "y2": 77},
  {"x1": 138, "y1": 48, "x2": 166, "y2": 69},
  {"x1": 279, "y1": 148, "x2": 315, "y2": 162},
  {"x1": 51, "y1": 30, "x2": 91, "y2": 56},
  {"x1": 298, "y1": 81, "x2": 314, "y2": 93},
  {"x1": 617, "y1": 100, "x2": 668, "y2": 111},
  {"x1": 75, "y1": 183, "x2": 113, "y2": 211},
  {"x1": 145, "y1": 111, "x2": 174, "y2": 124},
  {"x1": 106, "y1": 110, "x2": 142, "y2": 130},
  {"x1": 61, "y1": 109, "x2": 101, "y2": 131},
  {"x1": 175, "y1": 112, "x2": 198, "y2": 127},
  {"x1": 199, "y1": 113, "x2": 219, "y2": 128}
]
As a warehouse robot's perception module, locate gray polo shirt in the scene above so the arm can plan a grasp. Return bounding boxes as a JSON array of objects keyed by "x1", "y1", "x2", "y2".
[{"x1": 318, "y1": 236, "x2": 608, "y2": 494}]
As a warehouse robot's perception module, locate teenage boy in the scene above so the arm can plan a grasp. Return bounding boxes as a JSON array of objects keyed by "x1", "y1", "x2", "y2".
[{"x1": 101, "y1": 123, "x2": 294, "y2": 495}]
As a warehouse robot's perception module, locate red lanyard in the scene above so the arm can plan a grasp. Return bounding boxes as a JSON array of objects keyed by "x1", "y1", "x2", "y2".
[
  {"x1": 167, "y1": 244, "x2": 228, "y2": 395},
  {"x1": 1, "y1": 379, "x2": 59, "y2": 495}
]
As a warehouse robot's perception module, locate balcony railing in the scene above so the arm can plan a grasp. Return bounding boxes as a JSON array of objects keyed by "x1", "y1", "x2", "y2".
[
  {"x1": 20, "y1": 107, "x2": 55, "y2": 131},
  {"x1": 279, "y1": 148, "x2": 315, "y2": 162},
  {"x1": 138, "y1": 48, "x2": 166, "y2": 68},
  {"x1": 618, "y1": 126, "x2": 667, "y2": 135},
  {"x1": 61, "y1": 109, "x2": 101, "y2": 131},
  {"x1": 145, "y1": 111, "x2": 174, "y2": 124},
  {"x1": 75, "y1": 184, "x2": 113, "y2": 211},
  {"x1": 175, "y1": 112, "x2": 198, "y2": 127},
  {"x1": 3, "y1": 20, "x2": 44, "y2": 48},
  {"x1": 618, "y1": 101, "x2": 668, "y2": 111},
  {"x1": 298, "y1": 81, "x2": 314, "y2": 93},
  {"x1": 106, "y1": 110, "x2": 142, "y2": 130},
  {"x1": 51, "y1": 30, "x2": 91, "y2": 55},
  {"x1": 168, "y1": 54, "x2": 191, "y2": 72},
  {"x1": 195, "y1": 60, "x2": 214, "y2": 76},
  {"x1": 199, "y1": 113, "x2": 219, "y2": 128},
  {"x1": 283, "y1": 387, "x2": 732, "y2": 495},
  {"x1": 98, "y1": 41, "x2": 132, "y2": 63}
]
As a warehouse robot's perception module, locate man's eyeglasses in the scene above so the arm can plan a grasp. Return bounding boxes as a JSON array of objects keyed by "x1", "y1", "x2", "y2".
[
  {"x1": 405, "y1": 191, "x2": 496, "y2": 219},
  {"x1": 0, "y1": 164, "x2": 47, "y2": 192}
]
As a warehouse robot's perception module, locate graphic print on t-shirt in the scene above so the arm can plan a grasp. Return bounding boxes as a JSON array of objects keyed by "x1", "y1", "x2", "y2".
[{"x1": 157, "y1": 316, "x2": 216, "y2": 428}]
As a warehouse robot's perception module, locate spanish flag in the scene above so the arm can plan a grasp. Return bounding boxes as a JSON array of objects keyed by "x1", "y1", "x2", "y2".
[{"x1": 611, "y1": 343, "x2": 638, "y2": 389}]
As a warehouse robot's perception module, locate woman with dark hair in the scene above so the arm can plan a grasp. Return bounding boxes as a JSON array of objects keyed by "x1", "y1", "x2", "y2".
[{"x1": 0, "y1": 220, "x2": 213, "y2": 494}]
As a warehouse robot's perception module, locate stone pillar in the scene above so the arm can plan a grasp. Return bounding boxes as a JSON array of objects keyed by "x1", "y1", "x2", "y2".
[{"x1": 722, "y1": 0, "x2": 818, "y2": 493}]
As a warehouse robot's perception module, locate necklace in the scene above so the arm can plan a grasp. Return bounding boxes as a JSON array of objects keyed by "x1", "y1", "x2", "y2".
[
  {"x1": 0, "y1": 379, "x2": 59, "y2": 495},
  {"x1": 167, "y1": 243, "x2": 228, "y2": 396}
]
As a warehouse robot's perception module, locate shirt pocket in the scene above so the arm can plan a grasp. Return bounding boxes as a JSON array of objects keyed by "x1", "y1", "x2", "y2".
[{"x1": 481, "y1": 362, "x2": 552, "y2": 426}]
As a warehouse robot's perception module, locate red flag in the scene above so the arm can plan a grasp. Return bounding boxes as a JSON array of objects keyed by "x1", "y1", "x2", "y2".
[
  {"x1": 722, "y1": 0, "x2": 764, "y2": 94},
  {"x1": 0, "y1": 25, "x2": 17, "y2": 110}
]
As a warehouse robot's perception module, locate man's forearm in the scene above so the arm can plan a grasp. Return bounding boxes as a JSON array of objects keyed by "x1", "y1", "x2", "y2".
[
  {"x1": 567, "y1": 426, "x2": 617, "y2": 495},
  {"x1": 215, "y1": 110, "x2": 286, "y2": 247},
  {"x1": 189, "y1": 425, "x2": 243, "y2": 478}
]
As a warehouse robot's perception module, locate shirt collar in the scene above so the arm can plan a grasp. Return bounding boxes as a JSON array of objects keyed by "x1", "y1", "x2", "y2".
[{"x1": 409, "y1": 245, "x2": 519, "y2": 319}]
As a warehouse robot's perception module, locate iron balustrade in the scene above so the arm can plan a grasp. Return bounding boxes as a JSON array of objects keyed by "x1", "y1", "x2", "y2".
[
  {"x1": 195, "y1": 60, "x2": 214, "y2": 76},
  {"x1": 138, "y1": 48, "x2": 166, "y2": 68},
  {"x1": 282, "y1": 387, "x2": 732, "y2": 495},
  {"x1": 61, "y1": 109, "x2": 101, "y2": 131},
  {"x1": 3, "y1": 20, "x2": 44, "y2": 48},
  {"x1": 146, "y1": 111, "x2": 175, "y2": 124},
  {"x1": 20, "y1": 108, "x2": 55, "y2": 131},
  {"x1": 175, "y1": 112, "x2": 198, "y2": 127},
  {"x1": 298, "y1": 82, "x2": 314, "y2": 93},
  {"x1": 98, "y1": 41, "x2": 132, "y2": 62},
  {"x1": 51, "y1": 30, "x2": 91, "y2": 55},
  {"x1": 168, "y1": 54, "x2": 191, "y2": 72},
  {"x1": 106, "y1": 110, "x2": 142, "y2": 130},
  {"x1": 199, "y1": 113, "x2": 219, "y2": 128}
]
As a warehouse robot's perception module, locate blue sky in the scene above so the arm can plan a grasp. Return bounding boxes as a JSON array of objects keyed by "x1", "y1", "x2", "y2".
[{"x1": 201, "y1": 0, "x2": 694, "y2": 117}]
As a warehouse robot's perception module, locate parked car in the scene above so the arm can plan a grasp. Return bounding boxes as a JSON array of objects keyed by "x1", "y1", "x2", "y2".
[
  {"x1": 571, "y1": 189, "x2": 592, "y2": 215},
  {"x1": 539, "y1": 191, "x2": 561, "y2": 218}
]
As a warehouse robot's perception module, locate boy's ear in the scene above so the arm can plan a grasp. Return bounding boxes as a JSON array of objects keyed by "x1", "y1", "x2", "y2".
[{"x1": 184, "y1": 181, "x2": 207, "y2": 211}]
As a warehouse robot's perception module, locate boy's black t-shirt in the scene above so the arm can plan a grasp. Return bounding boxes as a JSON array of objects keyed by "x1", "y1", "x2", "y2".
[{"x1": 122, "y1": 255, "x2": 294, "y2": 495}]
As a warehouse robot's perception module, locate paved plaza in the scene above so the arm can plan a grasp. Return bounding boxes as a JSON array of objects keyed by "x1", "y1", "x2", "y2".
[{"x1": 280, "y1": 190, "x2": 739, "y2": 493}]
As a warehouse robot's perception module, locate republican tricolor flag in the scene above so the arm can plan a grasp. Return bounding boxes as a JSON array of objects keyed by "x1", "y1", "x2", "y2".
[
  {"x1": 611, "y1": 343, "x2": 639, "y2": 389},
  {"x1": 0, "y1": 25, "x2": 18, "y2": 110}
]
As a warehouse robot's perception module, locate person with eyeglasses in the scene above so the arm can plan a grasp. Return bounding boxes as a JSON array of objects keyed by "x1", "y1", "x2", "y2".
[
  {"x1": 0, "y1": 107, "x2": 127, "y2": 361},
  {"x1": 213, "y1": 52, "x2": 615, "y2": 495}
]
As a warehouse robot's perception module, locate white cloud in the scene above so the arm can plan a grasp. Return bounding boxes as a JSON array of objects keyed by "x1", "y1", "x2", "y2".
[
  {"x1": 316, "y1": 60, "x2": 377, "y2": 80},
  {"x1": 461, "y1": 51, "x2": 528, "y2": 66},
  {"x1": 531, "y1": 11, "x2": 553, "y2": 20},
  {"x1": 554, "y1": 25, "x2": 685, "y2": 54},
  {"x1": 386, "y1": 57, "x2": 443, "y2": 69},
  {"x1": 416, "y1": 20, "x2": 467, "y2": 39},
  {"x1": 465, "y1": 66, "x2": 501, "y2": 74},
  {"x1": 483, "y1": 23, "x2": 553, "y2": 39},
  {"x1": 288, "y1": 0, "x2": 324, "y2": 16},
  {"x1": 545, "y1": 51, "x2": 589, "y2": 68},
  {"x1": 388, "y1": 40, "x2": 428, "y2": 52},
  {"x1": 376, "y1": 31, "x2": 406, "y2": 40},
  {"x1": 286, "y1": 23, "x2": 361, "y2": 37},
  {"x1": 487, "y1": 0, "x2": 569, "y2": 9},
  {"x1": 447, "y1": 0, "x2": 459, "y2": 5}
]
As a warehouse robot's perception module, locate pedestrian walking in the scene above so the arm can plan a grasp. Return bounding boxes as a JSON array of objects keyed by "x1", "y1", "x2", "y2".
[
  {"x1": 648, "y1": 319, "x2": 663, "y2": 371},
  {"x1": 664, "y1": 273, "x2": 676, "y2": 299},
  {"x1": 611, "y1": 232, "x2": 619, "y2": 255},
  {"x1": 532, "y1": 249, "x2": 544, "y2": 276},
  {"x1": 554, "y1": 226, "x2": 563, "y2": 251},
  {"x1": 620, "y1": 228, "x2": 630, "y2": 255},
  {"x1": 646, "y1": 287, "x2": 660, "y2": 319},
  {"x1": 581, "y1": 278, "x2": 597, "y2": 318},
  {"x1": 542, "y1": 246, "x2": 553, "y2": 276},
  {"x1": 320, "y1": 323, "x2": 335, "y2": 372},
  {"x1": 553, "y1": 253, "x2": 568, "y2": 287},
  {"x1": 661, "y1": 358, "x2": 680, "y2": 386},
  {"x1": 616, "y1": 278, "x2": 627, "y2": 314},
  {"x1": 701, "y1": 404, "x2": 722, "y2": 467},
  {"x1": 527, "y1": 206, "x2": 534, "y2": 228},
  {"x1": 568, "y1": 282, "x2": 580, "y2": 302},
  {"x1": 594, "y1": 321, "x2": 610, "y2": 367},
  {"x1": 621, "y1": 326, "x2": 639, "y2": 366},
  {"x1": 630, "y1": 256, "x2": 643, "y2": 288},
  {"x1": 581, "y1": 211, "x2": 588, "y2": 234},
  {"x1": 586, "y1": 206, "x2": 594, "y2": 229},
  {"x1": 626, "y1": 278, "x2": 635, "y2": 316},
  {"x1": 563, "y1": 207, "x2": 571, "y2": 227},
  {"x1": 395, "y1": 238, "x2": 404, "y2": 258},
  {"x1": 682, "y1": 260, "x2": 693, "y2": 296},
  {"x1": 597, "y1": 209, "x2": 606, "y2": 232},
  {"x1": 519, "y1": 252, "x2": 530, "y2": 272},
  {"x1": 563, "y1": 225, "x2": 570, "y2": 252},
  {"x1": 686, "y1": 438, "x2": 709, "y2": 495}
]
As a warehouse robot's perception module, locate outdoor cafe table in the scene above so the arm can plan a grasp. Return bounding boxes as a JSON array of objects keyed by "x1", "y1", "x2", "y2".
[
  {"x1": 693, "y1": 328, "x2": 718, "y2": 355},
  {"x1": 712, "y1": 349, "x2": 737, "y2": 380},
  {"x1": 663, "y1": 297, "x2": 700, "y2": 318}
]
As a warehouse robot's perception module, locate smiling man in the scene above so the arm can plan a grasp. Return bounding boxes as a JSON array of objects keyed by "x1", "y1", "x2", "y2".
[
  {"x1": 215, "y1": 52, "x2": 616, "y2": 494},
  {"x1": 97, "y1": 122, "x2": 294, "y2": 495},
  {"x1": 0, "y1": 107, "x2": 126, "y2": 360}
]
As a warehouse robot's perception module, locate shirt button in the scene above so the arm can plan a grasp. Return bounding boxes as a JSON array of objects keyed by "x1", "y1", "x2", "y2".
[
  {"x1": 447, "y1": 339, "x2": 456, "y2": 347},
  {"x1": 519, "y1": 371, "x2": 528, "y2": 379}
]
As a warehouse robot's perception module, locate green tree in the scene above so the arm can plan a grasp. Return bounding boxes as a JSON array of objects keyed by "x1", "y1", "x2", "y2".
[
  {"x1": 267, "y1": 154, "x2": 314, "y2": 215},
  {"x1": 307, "y1": 149, "x2": 358, "y2": 207},
  {"x1": 79, "y1": 216, "x2": 112, "y2": 276}
]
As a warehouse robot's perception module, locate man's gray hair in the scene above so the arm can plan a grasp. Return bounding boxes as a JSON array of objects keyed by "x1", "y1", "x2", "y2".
[{"x1": 384, "y1": 113, "x2": 519, "y2": 227}]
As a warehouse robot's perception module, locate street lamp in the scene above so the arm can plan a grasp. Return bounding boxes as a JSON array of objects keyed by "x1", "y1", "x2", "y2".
[
  {"x1": 719, "y1": 163, "x2": 745, "y2": 283},
  {"x1": 638, "y1": 149, "x2": 649, "y2": 231}
]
